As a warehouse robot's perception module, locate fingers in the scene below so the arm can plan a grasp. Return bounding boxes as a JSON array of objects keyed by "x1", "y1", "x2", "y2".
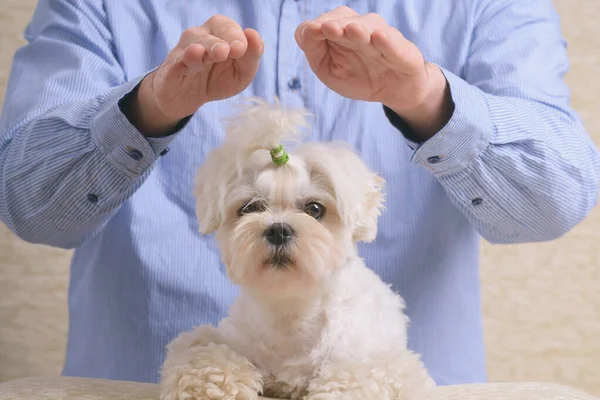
[
  {"x1": 235, "y1": 28, "x2": 265, "y2": 77},
  {"x1": 162, "y1": 15, "x2": 264, "y2": 81},
  {"x1": 295, "y1": 6, "x2": 358, "y2": 51},
  {"x1": 320, "y1": 13, "x2": 386, "y2": 46},
  {"x1": 297, "y1": 9, "x2": 423, "y2": 71},
  {"x1": 295, "y1": 21, "x2": 324, "y2": 52},
  {"x1": 297, "y1": 10, "x2": 387, "y2": 57},
  {"x1": 178, "y1": 15, "x2": 248, "y2": 62},
  {"x1": 173, "y1": 26, "x2": 230, "y2": 69},
  {"x1": 163, "y1": 33, "x2": 227, "y2": 83},
  {"x1": 204, "y1": 15, "x2": 248, "y2": 59},
  {"x1": 371, "y1": 27, "x2": 424, "y2": 74},
  {"x1": 371, "y1": 29, "x2": 403, "y2": 63},
  {"x1": 343, "y1": 22, "x2": 372, "y2": 47},
  {"x1": 179, "y1": 43, "x2": 208, "y2": 76},
  {"x1": 242, "y1": 28, "x2": 265, "y2": 62},
  {"x1": 195, "y1": 34, "x2": 232, "y2": 63},
  {"x1": 319, "y1": 19, "x2": 376, "y2": 56},
  {"x1": 314, "y1": 5, "x2": 359, "y2": 21}
]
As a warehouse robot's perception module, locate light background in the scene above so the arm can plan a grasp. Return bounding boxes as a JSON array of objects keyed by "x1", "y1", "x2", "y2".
[{"x1": 0, "y1": 0, "x2": 598, "y2": 395}]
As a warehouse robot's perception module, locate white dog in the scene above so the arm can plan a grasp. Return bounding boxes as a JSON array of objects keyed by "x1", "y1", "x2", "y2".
[{"x1": 159, "y1": 99, "x2": 435, "y2": 400}]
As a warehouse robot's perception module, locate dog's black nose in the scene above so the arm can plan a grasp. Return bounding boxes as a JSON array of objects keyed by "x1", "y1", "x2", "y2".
[{"x1": 264, "y1": 223, "x2": 294, "y2": 246}]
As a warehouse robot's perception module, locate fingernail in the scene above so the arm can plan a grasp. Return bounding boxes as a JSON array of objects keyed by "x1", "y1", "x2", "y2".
[
  {"x1": 230, "y1": 40, "x2": 243, "y2": 47},
  {"x1": 210, "y1": 43, "x2": 224, "y2": 52},
  {"x1": 301, "y1": 26, "x2": 307, "y2": 41}
]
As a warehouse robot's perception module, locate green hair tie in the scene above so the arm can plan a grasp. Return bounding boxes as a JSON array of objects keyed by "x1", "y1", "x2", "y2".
[{"x1": 270, "y1": 144, "x2": 289, "y2": 166}]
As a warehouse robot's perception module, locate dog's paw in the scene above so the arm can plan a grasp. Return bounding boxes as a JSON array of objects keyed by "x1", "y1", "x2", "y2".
[
  {"x1": 306, "y1": 351, "x2": 434, "y2": 400},
  {"x1": 263, "y1": 374, "x2": 310, "y2": 400},
  {"x1": 160, "y1": 342, "x2": 263, "y2": 400}
]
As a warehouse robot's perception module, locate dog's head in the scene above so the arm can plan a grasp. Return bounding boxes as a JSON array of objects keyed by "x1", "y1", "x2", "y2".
[{"x1": 194, "y1": 98, "x2": 385, "y2": 299}]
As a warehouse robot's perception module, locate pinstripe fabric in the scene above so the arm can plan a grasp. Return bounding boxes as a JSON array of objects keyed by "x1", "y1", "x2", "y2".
[{"x1": 0, "y1": 0, "x2": 598, "y2": 387}]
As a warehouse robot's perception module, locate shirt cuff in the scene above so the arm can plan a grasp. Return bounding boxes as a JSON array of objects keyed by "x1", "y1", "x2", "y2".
[
  {"x1": 382, "y1": 105, "x2": 422, "y2": 150},
  {"x1": 90, "y1": 74, "x2": 187, "y2": 179},
  {"x1": 387, "y1": 67, "x2": 495, "y2": 177}
]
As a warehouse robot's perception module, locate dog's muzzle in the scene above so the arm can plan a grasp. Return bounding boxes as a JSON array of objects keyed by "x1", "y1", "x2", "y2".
[{"x1": 264, "y1": 223, "x2": 294, "y2": 246}]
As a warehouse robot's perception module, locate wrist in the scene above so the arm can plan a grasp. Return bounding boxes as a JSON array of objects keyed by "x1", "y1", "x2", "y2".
[
  {"x1": 385, "y1": 63, "x2": 454, "y2": 141},
  {"x1": 121, "y1": 72, "x2": 185, "y2": 138}
]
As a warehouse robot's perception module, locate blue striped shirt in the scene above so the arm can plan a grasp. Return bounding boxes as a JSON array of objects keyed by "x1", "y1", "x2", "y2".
[{"x1": 1, "y1": 0, "x2": 598, "y2": 386}]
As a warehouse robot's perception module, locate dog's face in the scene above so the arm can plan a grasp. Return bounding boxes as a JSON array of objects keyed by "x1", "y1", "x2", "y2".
[
  {"x1": 193, "y1": 101, "x2": 384, "y2": 300},
  {"x1": 194, "y1": 142, "x2": 385, "y2": 300}
]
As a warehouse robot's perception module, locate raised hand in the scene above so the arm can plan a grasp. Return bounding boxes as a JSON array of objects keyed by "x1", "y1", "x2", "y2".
[
  {"x1": 126, "y1": 15, "x2": 264, "y2": 137},
  {"x1": 295, "y1": 6, "x2": 452, "y2": 139}
]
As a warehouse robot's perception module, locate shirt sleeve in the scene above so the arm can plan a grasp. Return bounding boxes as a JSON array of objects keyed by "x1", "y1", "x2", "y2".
[
  {"x1": 0, "y1": 0, "x2": 186, "y2": 248},
  {"x1": 385, "y1": 0, "x2": 600, "y2": 244}
]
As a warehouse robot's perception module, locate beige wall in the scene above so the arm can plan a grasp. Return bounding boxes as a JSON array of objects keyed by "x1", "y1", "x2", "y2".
[
  {"x1": 0, "y1": 0, "x2": 72, "y2": 383},
  {"x1": 481, "y1": 1, "x2": 600, "y2": 393},
  {"x1": 0, "y1": 0, "x2": 598, "y2": 395}
]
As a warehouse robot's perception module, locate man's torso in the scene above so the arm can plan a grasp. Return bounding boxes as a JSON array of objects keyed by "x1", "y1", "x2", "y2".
[{"x1": 63, "y1": 0, "x2": 486, "y2": 386}]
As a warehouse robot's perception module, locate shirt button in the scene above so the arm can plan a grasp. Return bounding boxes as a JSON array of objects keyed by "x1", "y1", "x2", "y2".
[
  {"x1": 288, "y1": 77, "x2": 301, "y2": 90},
  {"x1": 471, "y1": 197, "x2": 483, "y2": 206},
  {"x1": 160, "y1": 147, "x2": 170, "y2": 157},
  {"x1": 87, "y1": 193, "x2": 99, "y2": 204},
  {"x1": 427, "y1": 156, "x2": 441, "y2": 164},
  {"x1": 128, "y1": 149, "x2": 143, "y2": 161}
]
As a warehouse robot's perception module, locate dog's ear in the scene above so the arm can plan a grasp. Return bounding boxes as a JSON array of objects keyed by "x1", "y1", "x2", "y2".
[
  {"x1": 297, "y1": 143, "x2": 386, "y2": 243},
  {"x1": 352, "y1": 172, "x2": 385, "y2": 243},
  {"x1": 193, "y1": 148, "x2": 236, "y2": 234}
]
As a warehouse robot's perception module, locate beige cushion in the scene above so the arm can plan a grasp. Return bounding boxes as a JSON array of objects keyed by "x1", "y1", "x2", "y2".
[{"x1": 0, "y1": 376, "x2": 598, "y2": 400}]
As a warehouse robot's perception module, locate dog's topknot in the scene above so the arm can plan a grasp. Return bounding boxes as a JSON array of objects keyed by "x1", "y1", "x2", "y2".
[{"x1": 222, "y1": 97, "x2": 311, "y2": 166}]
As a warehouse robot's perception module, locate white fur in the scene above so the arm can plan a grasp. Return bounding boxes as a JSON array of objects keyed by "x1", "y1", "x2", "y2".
[{"x1": 160, "y1": 98, "x2": 435, "y2": 400}]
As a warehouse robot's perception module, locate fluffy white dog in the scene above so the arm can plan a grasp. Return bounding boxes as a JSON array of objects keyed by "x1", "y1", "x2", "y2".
[{"x1": 159, "y1": 99, "x2": 435, "y2": 400}]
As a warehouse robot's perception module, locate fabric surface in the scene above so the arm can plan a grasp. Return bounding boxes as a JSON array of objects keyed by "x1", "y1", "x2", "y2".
[
  {"x1": 1, "y1": 0, "x2": 600, "y2": 396},
  {"x1": 1, "y1": 0, "x2": 598, "y2": 386},
  {"x1": 0, "y1": 377, "x2": 599, "y2": 400}
]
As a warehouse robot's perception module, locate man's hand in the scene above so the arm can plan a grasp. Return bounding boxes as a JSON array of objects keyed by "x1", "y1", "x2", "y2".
[
  {"x1": 295, "y1": 6, "x2": 453, "y2": 140},
  {"x1": 125, "y1": 15, "x2": 264, "y2": 137}
]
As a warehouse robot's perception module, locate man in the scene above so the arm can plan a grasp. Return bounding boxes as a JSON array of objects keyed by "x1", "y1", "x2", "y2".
[{"x1": 0, "y1": 0, "x2": 598, "y2": 386}]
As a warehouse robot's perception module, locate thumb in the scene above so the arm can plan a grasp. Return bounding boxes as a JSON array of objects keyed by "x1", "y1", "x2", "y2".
[
  {"x1": 295, "y1": 22, "x2": 328, "y2": 67},
  {"x1": 234, "y1": 28, "x2": 264, "y2": 76}
]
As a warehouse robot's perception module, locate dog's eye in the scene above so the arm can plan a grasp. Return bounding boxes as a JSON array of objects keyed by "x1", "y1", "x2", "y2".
[
  {"x1": 304, "y1": 202, "x2": 325, "y2": 220},
  {"x1": 238, "y1": 201, "x2": 266, "y2": 216}
]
